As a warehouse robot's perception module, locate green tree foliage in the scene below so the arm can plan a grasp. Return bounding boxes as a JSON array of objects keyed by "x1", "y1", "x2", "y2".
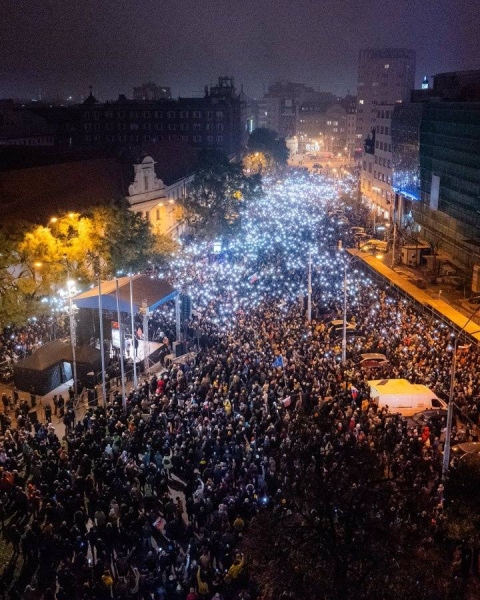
[
  {"x1": 242, "y1": 415, "x2": 450, "y2": 600},
  {"x1": 92, "y1": 203, "x2": 157, "y2": 276},
  {"x1": 248, "y1": 127, "x2": 290, "y2": 166},
  {"x1": 0, "y1": 205, "x2": 161, "y2": 326},
  {"x1": 180, "y1": 149, "x2": 262, "y2": 239}
]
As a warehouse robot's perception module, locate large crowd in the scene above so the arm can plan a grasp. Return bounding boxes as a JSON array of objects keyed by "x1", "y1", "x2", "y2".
[{"x1": 0, "y1": 173, "x2": 479, "y2": 599}]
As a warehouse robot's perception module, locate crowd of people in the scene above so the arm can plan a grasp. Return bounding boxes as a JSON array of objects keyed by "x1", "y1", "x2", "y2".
[{"x1": 0, "y1": 173, "x2": 479, "y2": 598}]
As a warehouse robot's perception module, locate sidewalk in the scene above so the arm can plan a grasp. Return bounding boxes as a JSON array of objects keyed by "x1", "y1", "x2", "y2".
[{"x1": 348, "y1": 249, "x2": 480, "y2": 343}]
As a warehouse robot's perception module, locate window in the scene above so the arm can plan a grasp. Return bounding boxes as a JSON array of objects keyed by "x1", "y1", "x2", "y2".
[
  {"x1": 368, "y1": 163, "x2": 372, "y2": 173},
  {"x1": 117, "y1": 111, "x2": 126, "y2": 119},
  {"x1": 156, "y1": 209, "x2": 160, "y2": 221},
  {"x1": 207, "y1": 135, "x2": 214, "y2": 143},
  {"x1": 193, "y1": 110, "x2": 202, "y2": 118},
  {"x1": 362, "y1": 160, "x2": 366, "y2": 171},
  {"x1": 207, "y1": 111, "x2": 214, "y2": 118},
  {"x1": 374, "y1": 170, "x2": 377, "y2": 179},
  {"x1": 193, "y1": 123, "x2": 201, "y2": 131},
  {"x1": 384, "y1": 64, "x2": 390, "y2": 69},
  {"x1": 145, "y1": 211, "x2": 150, "y2": 220},
  {"x1": 216, "y1": 135, "x2": 223, "y2": 143},
  {"x1": 181, "y1": 135, "x2": 188, "y2": 141},
  {"x1": 130, "y1": 123, "x2": 139, "y2": 130},
  {"x1": 155, "y1": 123, "x2": 164, "y2": 130},
  {"x1": 154, "y1": 111, "x2": 163, "y2": 118},
  {"x1": 180, "y1": 111, "x2": 189, "y2": 118},
  {"x1": 206, "y1": 123, "x2": 213, "y2": 131},
  {"x1": 93, "y1": 111, "x2": 99, "y2": 120},
  {"x1": 384, "y1": 127, "x2": 389, "y2": 135},
  {"x1": 142, "y1": 111, "x2": 150, "y2": 118},
  {"x1": 387, "y1": 159, "x2": 391, "y2": 168},
  {"x1": 167, "y1": 111, "x2": 176, "y2": 118},
  {"x1": 216, "y1": 123, "x2": 224, "y2": 131},
  {"x1": 375, "y1": 141, "x2": 379, "y2": 149},
  {"x1": 84, "y1": 123, "x2": 92, "y2": 131},
  {"x1": 216, "y1": 111, "x2": 224, "y2": 118},
  {"x1": 129, "y1": 111, "x2": 138, "y2": 118},
  {"x1": 180, "y1": 123, "x2": 188, "y2": 131},
  {"x1": 168, "y1": 123, "x2": 176, "y2": 130},
  {"x1": 193, "y1": 135, "x2": 202, "y2": 142},
  {"x1": 143, "y1": 123, "x2": 151, "y2": 130},
  {"x1": 374, "y1": 156, "x2": 378, "y2": 164},
  {"x1": 144, "y1": 135, "x2": 150, "y2": 142},
  {"x1": 359, "y1": 99, "x2": 364, "y2": 105},
  {"x1": 105, "y1": 111, "x2": 113, "y2": 119}
]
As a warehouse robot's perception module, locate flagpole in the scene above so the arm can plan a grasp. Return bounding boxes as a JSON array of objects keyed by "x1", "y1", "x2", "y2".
[
  {"x1": 129, "y1": 273, "x2": 138, "y2": 390},
  {"x1": 98, "y1": 274, "x2": 107, "y2": 407},
  {"x1": 115, "y1": 277, "x2": 127, "y2": 412}
]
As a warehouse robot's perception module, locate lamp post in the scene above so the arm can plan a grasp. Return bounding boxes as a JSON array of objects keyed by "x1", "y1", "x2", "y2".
[
  {"x1": 442, "y1": 307, "x2": 480, "y2": 480},
  {"x1": 64, "y1": 257, "x2": 78, "y2": 405}
]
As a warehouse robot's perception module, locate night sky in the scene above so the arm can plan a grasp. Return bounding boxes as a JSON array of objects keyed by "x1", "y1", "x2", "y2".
[{"x1": 2, "y1": 0, "x2": 479, "y2": 101}]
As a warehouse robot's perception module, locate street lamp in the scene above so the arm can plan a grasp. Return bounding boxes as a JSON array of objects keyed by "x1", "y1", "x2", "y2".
[
  {"x1": 63, "y1": 258, "x2": 78, "y2": 405},
  {"x1": 442, "y1": 307, "x2": 480, "y2": 480}
]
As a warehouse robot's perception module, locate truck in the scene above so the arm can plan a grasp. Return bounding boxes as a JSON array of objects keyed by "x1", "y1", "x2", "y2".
[{"x1": 368, "y1": 378, "x2": 447, "y2": 417}]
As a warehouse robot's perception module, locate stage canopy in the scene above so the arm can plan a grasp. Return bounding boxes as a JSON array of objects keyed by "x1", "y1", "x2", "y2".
[{"x1": 73, "y1": 274, "x2": 177, "y2": 313}]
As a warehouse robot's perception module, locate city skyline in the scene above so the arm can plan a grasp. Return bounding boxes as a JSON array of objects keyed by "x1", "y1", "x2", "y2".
[{"x1": 2, "y1": 0, "x2": 479, "y2": 101}]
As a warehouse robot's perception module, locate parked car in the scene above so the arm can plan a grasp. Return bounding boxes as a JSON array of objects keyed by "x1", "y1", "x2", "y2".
[
  {"x1": 359, "y1": 353, "x2": 389, "y2": 369},
  {"x1": 328, "y1": 320, "x2": 356, "y2": 336},
  {"x1": 360, "y1": 239, "x2": 388, "y2": 253},
  {"x1": 410, "y1": 408, "x2": 452, "y2": 435},
  {"x1": 450, "y1": 442, "x2": 480, "y2": 461},
  {"x1": 350, "y1": 226, "x2": 365, "y2": 235}
]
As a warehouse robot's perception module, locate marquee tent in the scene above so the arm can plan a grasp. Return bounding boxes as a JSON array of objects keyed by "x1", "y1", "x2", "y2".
[{"x1": 73, "y1": 274, "x2": 177, "y2": 313}]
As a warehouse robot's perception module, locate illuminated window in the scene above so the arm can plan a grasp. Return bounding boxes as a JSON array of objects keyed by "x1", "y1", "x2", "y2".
[
  {"x1": 359, "y1": 99, "x2": 364, "y2": 105},
  {"x1": 385, "y1": 64, "x2": 390, "y2": 69}
]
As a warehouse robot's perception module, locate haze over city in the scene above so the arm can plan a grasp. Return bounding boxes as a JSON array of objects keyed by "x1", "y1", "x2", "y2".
[{"x1": 3, "y1": 0, "x2": 480, "y2": 100}]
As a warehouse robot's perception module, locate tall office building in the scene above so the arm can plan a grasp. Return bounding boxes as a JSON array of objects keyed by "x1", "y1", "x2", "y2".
[{"x1": 357, "y1": 49, "x2": 416, "y2": 218}]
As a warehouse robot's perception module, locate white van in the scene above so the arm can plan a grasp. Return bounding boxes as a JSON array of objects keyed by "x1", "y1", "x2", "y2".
[{"x1": 368, "y1": 378, "x2": 447, "y2": 417}]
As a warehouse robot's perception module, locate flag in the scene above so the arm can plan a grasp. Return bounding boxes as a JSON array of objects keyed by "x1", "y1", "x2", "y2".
[
  {"x1": 249, "y1": 273, "x2": 259, "y2": 284},
  {"x1": 272, "y1": 355, "x2": 284, "y2": 368}
]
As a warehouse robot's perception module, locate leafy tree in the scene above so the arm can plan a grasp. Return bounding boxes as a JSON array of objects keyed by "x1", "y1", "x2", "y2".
[
  {"x1": 180, "y1": 150, "x2": 262, "y2": 239},
  {"x1": 0, "y1": 206, "x2": 161, "y2": 325},
  {"x1": 243, "y1": 151, "x2": 272, "y2": 175},
  {"x1": 92, "y1": 203, "x2": 157, "y2": 276},
  {"x1": 242, "y1": 415, "x2": 450, "y2": 600},
  {"x1": 248, "y1": 127, "x2": 289, "y2": 166}
]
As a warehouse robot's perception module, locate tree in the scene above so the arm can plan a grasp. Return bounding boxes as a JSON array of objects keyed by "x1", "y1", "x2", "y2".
[
  {"x1": 242, "y1": 415, "x2": 450, "y2": 600},
  {"x1": 92, "y1": 203, "x2": 158, "y2": 276},
  {"x1": 243, "y1": 151, "x2": 272, "y2": 175},
  {"x1": 180, "y1": 150, "x2": 262, "y2": 239},
  {"x1": 248, "y1": 127, "x2": 289, "y2": 167},
  {"x1": 0, "y1": 206, "x2": 161, "y2": 326}
]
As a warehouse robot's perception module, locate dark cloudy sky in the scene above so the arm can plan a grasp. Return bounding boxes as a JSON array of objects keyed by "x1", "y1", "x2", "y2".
[{"x1": 2, "y1": 0, "x2": 478, "y2": 101}]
